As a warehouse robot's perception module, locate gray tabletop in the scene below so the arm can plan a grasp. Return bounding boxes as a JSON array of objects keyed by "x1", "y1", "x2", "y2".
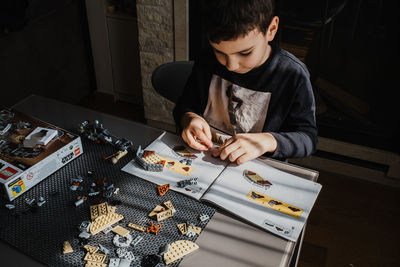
[{"x1": 1, "y1": 95, "x2": 319, "y2": 267}]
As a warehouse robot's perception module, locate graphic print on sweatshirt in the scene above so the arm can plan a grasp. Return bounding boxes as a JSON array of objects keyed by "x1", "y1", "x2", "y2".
[{"x1": 203, "y1": 75, "x2": 271, "y2": 136}]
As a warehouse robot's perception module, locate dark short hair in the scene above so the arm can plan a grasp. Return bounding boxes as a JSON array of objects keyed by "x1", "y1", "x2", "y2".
[{"x1": 201, "y1": 0, "x2": 276, "y2": 43}]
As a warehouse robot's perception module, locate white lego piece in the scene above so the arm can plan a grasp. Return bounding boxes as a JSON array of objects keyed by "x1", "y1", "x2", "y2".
[
  {"x1": 23, "y1": 127, "x2": 58, "y2": 147},
  {"x1": 108, "y1": 258, "x2": 120, "y2": 267},
  {"x1": 186, "y1": 229, "x2": 196, "y2": 238},
  {"x1": 75, "y1": 199, "x2": 84, "y2": 207},
  {"x1": 116, "y1": 247, "x2": 128, "y2": 258},
  {"x1": 131, "y1": 235, "x2": 143, "y2": 247},
  {"x1": 113, "y1": 233, "x2": 133, "y2": 248},
  {"x1": 118, "y1": 259, "x2": 132, "y2": 267},
  {"x1": 79, "y1": 231, "x2": 91, "y2": 239},
  {"x1": 98, "y1": 244, "x2": 110, "y2": 255},
  {"x1": 123, "y1": 251, "x2": 135, "y2": 261},
  {"x1": 199, "y1": 214, "x2": 210, "y2": 222}
]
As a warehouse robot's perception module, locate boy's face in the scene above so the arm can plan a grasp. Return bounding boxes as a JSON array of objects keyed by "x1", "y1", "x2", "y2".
[{"x1": 210, "y1": 17, "x2": 278, "y2": 74}]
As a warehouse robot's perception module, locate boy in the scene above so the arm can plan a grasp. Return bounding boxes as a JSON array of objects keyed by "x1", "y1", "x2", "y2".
[{"x1": 173, "y1": 0, "x2": 317, "y2": 164}]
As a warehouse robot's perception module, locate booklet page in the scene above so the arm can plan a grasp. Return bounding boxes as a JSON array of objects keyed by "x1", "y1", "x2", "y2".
[
  {"x1": 201, "y1": 159, "x2": 322, "y2": 242},
  {"x1": 122, "y1": 131, "x2": 228, "y2": 200}
]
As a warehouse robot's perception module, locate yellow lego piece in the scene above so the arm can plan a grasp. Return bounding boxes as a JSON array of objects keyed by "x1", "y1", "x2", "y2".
[
  {"x1": 84, "y1": 245, "x2": 99, "y2": 254},
  {"x1": 112, "y1": 225, "x2": 130, "y2": 237},
  {"x1": 148, "y1": 205, "x2": 165, "y2": 217},
  {"x1": 127, "y1": 223, "x2": 146, "y2": 232},
  {"x1": 156, "y1": 209, "x2": 173, "y2": 222},
  {"x1": 159, "y1": 156, "x2": 194, "y2": 176},
  {"x1": 90, "y1": 202, "x2": 109, "y2": 220},
  {"x1": 63, "y1": 241, "x2": 73, "y2": 254},
  {"x1": 84, "y1": 252, "x2": 106, "y2": 263},
  {"x1": 163, "y1": 200, "x2": 176, "y2": 213},
  {"x1": 85, "y1": 262, "x2": 107, "y2": 267},
  {"x1": 90, "y1": 213, "x2": 124, "y2": 235},
  {"x1": 188, "y1": 225, "x2": 202, "y2": 235},
  {"x1": 246, "y1": 190, "x2": 303, "y2": 218},
  {"x1": 163, "y1": 240, "x2": 199, "y2": 264},
  {"x1": 177, "y1": 223, "x2": 187, "y2": 235}
]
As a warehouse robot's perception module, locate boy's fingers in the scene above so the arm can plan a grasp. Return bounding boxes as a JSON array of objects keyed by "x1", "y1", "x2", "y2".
[
  {"x1": 187, "y1": 132, "x2": 209, "y2": 150},
  {"x1": 196, "y1": 131, "x2": 213, "y2": 149}
]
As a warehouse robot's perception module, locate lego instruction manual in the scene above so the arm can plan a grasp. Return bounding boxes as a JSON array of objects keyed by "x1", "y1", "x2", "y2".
[{"x1": 122, "y1": 131, "x2": 322, "y2": 242}]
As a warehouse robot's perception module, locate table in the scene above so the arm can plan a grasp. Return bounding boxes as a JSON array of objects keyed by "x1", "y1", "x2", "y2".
[{"x1": 1, "y1": 95, "x2": 319, "y2": 267}]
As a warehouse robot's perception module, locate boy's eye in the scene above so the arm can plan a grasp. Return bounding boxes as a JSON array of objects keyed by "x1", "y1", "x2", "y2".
[{"x1": 239, "y1": 51, "x2": 252, "y2": 56}]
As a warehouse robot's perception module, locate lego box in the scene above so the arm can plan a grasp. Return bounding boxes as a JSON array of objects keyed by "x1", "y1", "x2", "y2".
[{"x1": 0, "y1": 108, "x2": 83, "y2": 201}]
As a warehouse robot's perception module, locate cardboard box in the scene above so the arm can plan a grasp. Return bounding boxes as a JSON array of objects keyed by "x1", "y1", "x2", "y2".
[{"x1": 0, "y1": 108, "x2": 83, "y2": 201}]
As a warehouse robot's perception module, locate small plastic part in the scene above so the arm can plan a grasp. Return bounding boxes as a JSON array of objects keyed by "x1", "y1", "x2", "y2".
[
  {"x1": 157, "y1": 184, "x2": 170, "y2": 196},
  {"x1": 63, "y1": 241, "x2": 73, "y2": 254},
  {"x1": 112, "y1": 225, "x2": 130, "y2": 237},
  {"x1": 146, "y1": 221, "x2": 162, "y2": 235},
  {"x1": 163, "y1": 240, "x2": 199, "y2": 264},
  {"x1": 113, "y1": 233, "x2": 133, "y2": 248}
]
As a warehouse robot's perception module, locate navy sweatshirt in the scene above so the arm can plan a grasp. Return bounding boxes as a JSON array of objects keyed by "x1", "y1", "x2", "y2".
[{"x1": 173, "y1": 44, "x2": 317, "y2": 159}]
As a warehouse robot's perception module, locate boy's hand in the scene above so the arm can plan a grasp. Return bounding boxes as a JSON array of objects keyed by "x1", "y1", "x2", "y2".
[
  {"x1": 181, "y1": 112, "x2": 213, "y2": 151},
  {"x1": 212, "y1": 132, "x2": 277, "y2": 165}
]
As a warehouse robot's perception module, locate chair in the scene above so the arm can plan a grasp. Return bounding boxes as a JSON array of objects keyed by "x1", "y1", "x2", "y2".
[{"x1": 151, "y1": 61, "x2": 194, "y2": 104}]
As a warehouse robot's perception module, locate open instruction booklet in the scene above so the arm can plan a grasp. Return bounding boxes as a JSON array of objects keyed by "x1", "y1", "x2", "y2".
[{"x1": 122, "y1": 131, "x2": 322, "y2": 242}]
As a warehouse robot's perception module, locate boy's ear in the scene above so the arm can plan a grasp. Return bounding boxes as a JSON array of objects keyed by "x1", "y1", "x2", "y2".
[{"x1": 266, "y1": 16, "x2": 279, "y2": 42}]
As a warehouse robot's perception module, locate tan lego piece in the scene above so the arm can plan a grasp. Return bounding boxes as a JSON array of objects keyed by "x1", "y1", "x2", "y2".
[
  {"x1": 156, "y1": 209, "x2": 173, "y2": 222},
  {"x1": 85, "y1": 262, "x2": 107, "y2": 267},
  {"x1": 142, "y1": 151, "x2": 164, "y2": 165},
  {"x1": 163, "y1": 240, "x2": 199, "y2": 264},
  {"x1": 63, "y1": 241, "x2": 73, "y2": 254},
  {"x1": 90, "y1": 213, "x2": 124, "y2": 235},
  {"x1": 90, "y1": 202, "x2": 109, "y2": 220},
  {"x1": 127, "y1": 223, "x2": 146, "y2": 232},
  {"x1": 84, "y1": 252, "x2": 106, "y2": 263},
  {"x1": 177, "y1": 223, "x2": 188, "y2": 235},
  {"x1": 188, "y1": 225, "x2": 202, "y2": 235},
  {"x1": 163, "y1": 201, "x2": 176, "y2": 213},
  {"x1": 84, "y1": 245, "x2": 99, "y2": 254},
  {"x1": 112, "y1": 225, "x2": 130, "y2": 237},
  {"x1": 159, "y1": 156, "x2": 194, "y2": 176},
  {"x1": 148, "y1": 205, "x2": 165, "y2": 217}
]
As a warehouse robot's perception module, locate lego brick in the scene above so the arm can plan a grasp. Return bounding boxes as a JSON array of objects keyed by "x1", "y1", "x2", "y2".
[
  {"x1": 148, "y1": 205, "x2": 165, "y2": 217},
  {"x1": 62, "y1": 241, "x2": 73, "y2": 254},
  {"x1": 163, "y1": 200, "x2": 176, "y2": 213},
  {"x1": 188, "y1": 225, "x2": 202, "y2": 235},
  {"x1": 156, "y1": 209, "x2": 173, "y2": 222},
  {"x1": 84, "y1": 252, "x2": 106, "y2": 263},
  {"x1": 177, "y1": 223, "x2": 187, "y2": 235},
  {"x1": 112, "y1": 233, "x2": 133, "y2": 248},
  {"x1": 163, "y1": 240, "x2": 199, "y2": 265},
  {"x1": 157, "y1": 184, "x2": 170, "y2": 196},
  {"x1": 84, "y1": 245, "x2": 99, "y2": 254},
  {"x1": 85, "y1": 261, "x2": 107, "y2": 267},
  {"x1": 90, "y1": 213, "x2": 124, "y2": 235},
  {"x1": 111, "y1": 225, "x2": 130, "y2": 237},
  {"x1": 246, "y1": 190, "x2": 303, "y2": 218},
  {"x1": 127, "y1": 222, "x2": 146, "y2": 232},
  {"x1": 90, "y1": 202, "x2": 109, "y2": 220}
]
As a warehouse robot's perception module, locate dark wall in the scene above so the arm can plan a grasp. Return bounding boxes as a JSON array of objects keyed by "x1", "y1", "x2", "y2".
[{"x1": 0, "y1": 0, "x2": 95, "y2": 107}]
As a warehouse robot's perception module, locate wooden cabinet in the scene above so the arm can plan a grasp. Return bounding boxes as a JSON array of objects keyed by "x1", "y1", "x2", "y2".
[{"x1": 85, "y1": 0, "x2": 142, "y2": 104}]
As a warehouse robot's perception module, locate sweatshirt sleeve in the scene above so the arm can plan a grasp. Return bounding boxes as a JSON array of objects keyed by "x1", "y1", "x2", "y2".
[
  {"x1": 173, "y1": 58, "x2": 212, "y2": 131},
  {"x1": 268, "y1": 76, "x2": 318, "y2": 159}
]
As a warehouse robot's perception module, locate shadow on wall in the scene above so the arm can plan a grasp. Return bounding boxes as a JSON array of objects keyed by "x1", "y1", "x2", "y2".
[{"x1": 0, "y1": 0, "x2": 95, "y2": 107}]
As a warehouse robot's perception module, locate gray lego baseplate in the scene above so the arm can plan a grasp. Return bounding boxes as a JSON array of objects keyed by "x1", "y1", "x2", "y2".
[{"x1": 0, "y1": 140, "x2": 215, "y2": 267}]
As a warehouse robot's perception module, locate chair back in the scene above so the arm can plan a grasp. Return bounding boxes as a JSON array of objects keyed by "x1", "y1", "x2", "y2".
[{"x1": 151, "y1": 61, "x2": 194, "y2": 104}]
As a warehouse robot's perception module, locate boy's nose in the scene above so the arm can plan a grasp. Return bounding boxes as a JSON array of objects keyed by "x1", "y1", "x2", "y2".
[{"x1": 226, "y1": 57, "x2": 239, "y2": 72}]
